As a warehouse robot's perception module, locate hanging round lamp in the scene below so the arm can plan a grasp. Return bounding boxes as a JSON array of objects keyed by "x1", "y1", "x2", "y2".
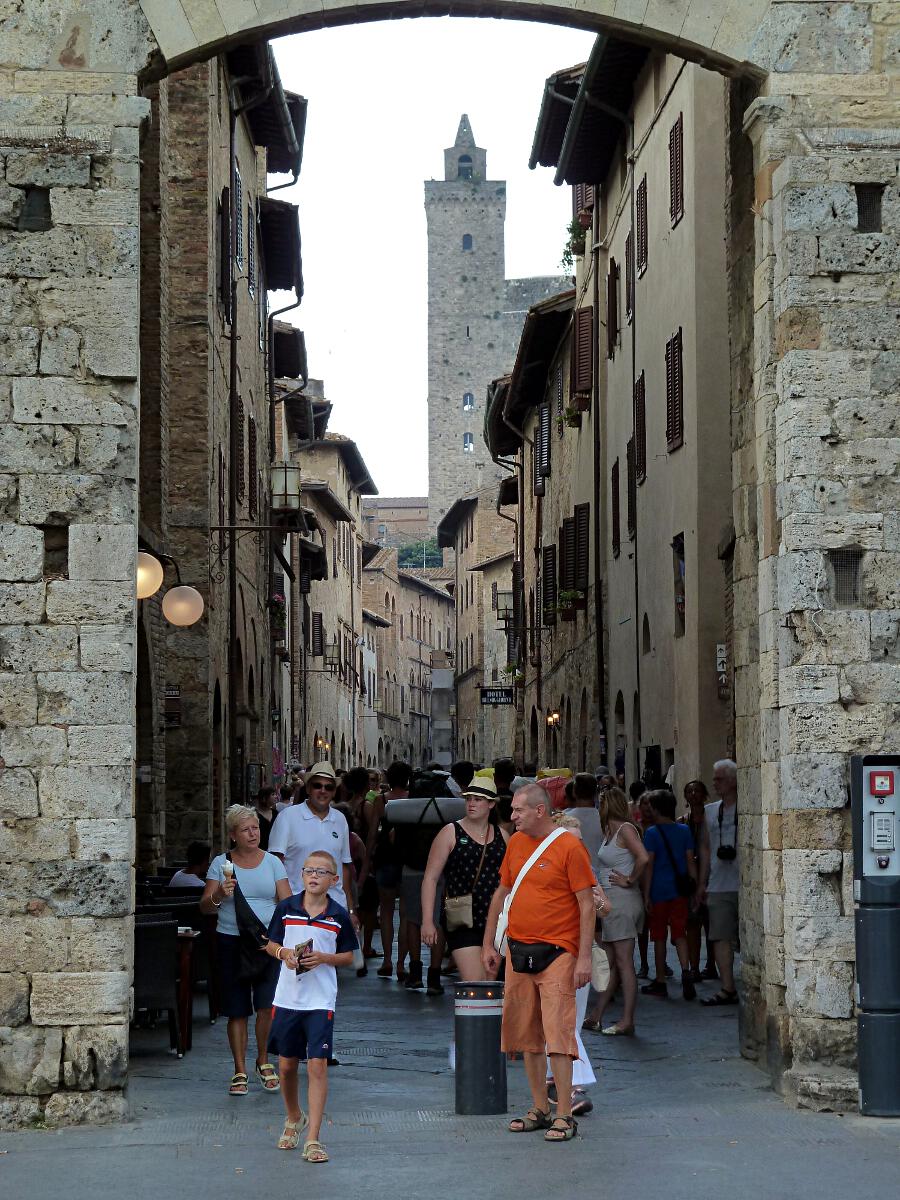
[
  {"x1": 136, "y1": 551, "x2": 165, "y2": 599},
  {"x1": 162, "y1": 585, "x2": 205, "y2": 627}
]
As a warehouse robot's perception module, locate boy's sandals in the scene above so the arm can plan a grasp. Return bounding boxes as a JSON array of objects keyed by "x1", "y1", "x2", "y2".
[
  {"x1": 302, "y1": 1140, "x2": 329, "y2": 1163},
  {"x1": 508, "y1": 1106, "x2": 551, "y2": 1132},
  {"x1": 277, "y1": 1114, "x2": 308, "y2": 1151},
  {"x1": 255, "y1": 1062, "x2": 279, "y2": 1091},
  {"x1": 545, "y1": 1115, "x2": 578, "y2": 1142},
  {"x1": 229, "y1": 1072, "x2": 248, "y2": 1096}
]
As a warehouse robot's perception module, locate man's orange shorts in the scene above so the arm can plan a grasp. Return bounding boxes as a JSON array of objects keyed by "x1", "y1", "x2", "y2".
[{"x1": 500, "y1": 950, "x2": 578, "y2": 1058}]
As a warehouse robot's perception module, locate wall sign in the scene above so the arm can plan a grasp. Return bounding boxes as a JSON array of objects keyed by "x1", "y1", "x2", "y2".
[{"x1": 480, "y1": 686, "x2": 514, "y2": 706}]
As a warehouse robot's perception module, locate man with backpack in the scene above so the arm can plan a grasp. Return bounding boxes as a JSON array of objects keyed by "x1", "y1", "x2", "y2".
[{"x1": 640, "y1": 790, "x2": 697, "y2": 1001}]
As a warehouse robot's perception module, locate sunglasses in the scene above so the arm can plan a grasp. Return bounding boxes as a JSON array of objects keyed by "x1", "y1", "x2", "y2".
[{"x1": 308, "y1": 780, "x2": 336, "y2": 791}]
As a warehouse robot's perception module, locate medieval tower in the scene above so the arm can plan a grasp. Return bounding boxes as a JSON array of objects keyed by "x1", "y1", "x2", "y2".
[{"x1": 424, "y1": 116, "x2": 568, "y2": 530}]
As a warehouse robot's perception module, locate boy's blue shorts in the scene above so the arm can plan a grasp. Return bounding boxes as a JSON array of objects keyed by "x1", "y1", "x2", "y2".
[{"x1": 268, "y1": 1008, "x2": 334, "y2": 1061}]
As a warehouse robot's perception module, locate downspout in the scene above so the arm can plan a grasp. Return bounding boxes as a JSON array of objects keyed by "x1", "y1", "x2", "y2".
[
  {"x1": 501, "y1": 406, "x2": 538, "y2": 758},
  {"x1": 591, "y1": 214, "x2": 607, "y2": 766}
]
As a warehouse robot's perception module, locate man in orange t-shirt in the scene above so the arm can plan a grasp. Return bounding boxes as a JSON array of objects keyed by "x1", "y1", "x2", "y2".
[{"x1": 482, "y1": 785, "x2": 600, "y2": 1143}]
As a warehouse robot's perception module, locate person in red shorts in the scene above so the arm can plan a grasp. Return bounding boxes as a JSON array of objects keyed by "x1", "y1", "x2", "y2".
[{"x1": 640, "y1": 790, "x2": 698, "y2": 1001}]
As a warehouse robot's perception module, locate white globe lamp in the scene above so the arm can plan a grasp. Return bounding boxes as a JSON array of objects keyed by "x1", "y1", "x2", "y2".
[
  {"x1": 136, "y1": 551, "x2": 165, "y2": 599},
  {"x1": 162, "y1": 585, "x2": 205, "y2": 627}
]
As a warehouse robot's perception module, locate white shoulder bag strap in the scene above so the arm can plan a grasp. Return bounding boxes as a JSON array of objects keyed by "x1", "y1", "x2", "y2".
[{"x1": 494, "y1": 826, "x2": 567, "y2": 954}]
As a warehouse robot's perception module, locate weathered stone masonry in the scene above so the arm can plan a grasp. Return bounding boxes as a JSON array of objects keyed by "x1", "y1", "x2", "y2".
[{"x1": 0, "y1": 0, "x2": 897, "y2": 1123}]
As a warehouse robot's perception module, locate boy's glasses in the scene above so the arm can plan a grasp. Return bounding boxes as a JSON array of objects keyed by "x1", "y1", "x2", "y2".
[{"x1": 302, "y1": 867, "x2": 335, "y2": 878}]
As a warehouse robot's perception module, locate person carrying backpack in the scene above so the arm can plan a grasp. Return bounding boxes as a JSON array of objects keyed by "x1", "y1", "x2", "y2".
[{"x1": 640, "y1": 790, "x2": 698, "y2": 1001}]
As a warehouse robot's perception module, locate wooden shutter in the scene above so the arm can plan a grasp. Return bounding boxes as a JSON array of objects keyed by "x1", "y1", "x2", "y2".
[
  {"x1": 573, "y1": 183, "x2": 595, "y2": 216},
  {"x1": 573, "y1": 306, "x2": 593, "y2": 394},
  {"x1": 247, "y1": 204, "x2": 255, "y2": 296},
  {"x1": 217, "y1": 448, "x2": 226, "y2": 558},
  {"x1": 299, "y1": 558, "x2": 311, "y2": 595},
  {"x1": 611, "y1": 459, "x2": 621, "y2": 558},
  {"x1": 235, "y1": 398, "x2": 245, "y2": 500},
  {"x1": 234, "y1": 167, "x2": 244, "y2": 267},
  {"x1": 219, "y1": 187, "x2": 232, "y2": 320},
  {"x1": 669, "y1": 114, "x2": 684, "y2": 226},
  {"x1": 491, "y1": 580, "x2": 498, "y2": 610},
  {"x1": 512, "y1": 559, "x2": 524, "y2": 636},
  {"x1": 636, "y1": 175, "x2": 648, "y2": 273},
  {"x1": 542, "y1": 545, "x2": 557, "y2": 625},
  {"x1": 311, "y1": 611, "x2": 324, "y2": 657},
  {"x1": 634, "y1": 371, "x2": 646, "y2": 482},
  {"x1": 538, "y1": 402, "x2": 551, "y2": 477},
  {"x1": 574, "y1": 503, "x2": 590, "y2": 592},
  {"x1": 666, "y1": 328, "x2": 684, "y2": 451},
  {"x1": 626, "y1": 437, "x2": 636, "y2": 540},
  {"x1": 606, "y1": 260, "x2": 618, "y2": 359},
  {"x1": 562, "y1": 517, "x2": 576, "y2": 591},
  {"x1": 247, "y1": 416, "x2": 257, "y2": 517},
  {"x1": 624, "y1": 231, "x2": 634, "y2": 322}
]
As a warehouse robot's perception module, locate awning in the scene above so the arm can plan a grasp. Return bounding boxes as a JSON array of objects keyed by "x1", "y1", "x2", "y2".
[
  {"x1": 302, "y1": 480, "x2": 354, "y2": 523},
  {"x1": 273, "y1": 323, "x2": 306, "y2": 382},
  {"x1": 259, "y1": 196, "x2": 302, "y2": 296},
  {"x1": 498, "y1": 475, "x2": 519, "y2": 508},
  {"x1": 436, "y1": 495, "x2": 477, "y2": 549},
  {"x1": 529, "y1": 63, "x2": 585, "y2": 171},
  {"x1": 226, "y1": 45, "x2": 305, "y2": 179},
  {"x1": 484, "y1": 376, "x2": 515, "y2": 458}
]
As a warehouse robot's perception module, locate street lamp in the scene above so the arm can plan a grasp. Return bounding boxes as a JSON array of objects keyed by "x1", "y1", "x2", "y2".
[
  {"x1": 136, "y1": 551, "x2": 165, "y2": 599},
  {"x1": 323, "y1": 639, "x2": 340, "y2": 673},
  {"x1": 135, "y1": 550, "x2": 204, "y2": 628},
  {"x1": 546, "y1": 709, "x2": 560, "y2": 728},
  {"x1": 270, "y1": 461, "x2": 302, "y2": 511},
  {"x1": 495, "y1": 590, "x2": 514, "y2": 622},
  {"x1": 162, "y1": 585, "x2": 205, "y2": 627}
]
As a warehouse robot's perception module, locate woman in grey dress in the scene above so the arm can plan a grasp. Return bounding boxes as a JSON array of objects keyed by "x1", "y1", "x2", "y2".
[{"x1": 584, "y1": 788, "x2": 649, "y2": 1036}]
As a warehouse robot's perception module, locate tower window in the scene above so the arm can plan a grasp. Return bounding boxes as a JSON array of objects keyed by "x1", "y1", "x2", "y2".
[
  {"x1": 458, "y1": 155, "x2": 473, "y2": 180},
  {"x1": 463, "y1": 392, "x2": 475, "y2": 411},
  {"x1": 463, "y1": 433, "x2": 474, "y2": 453},
  {"x1": 462, "y1": 233, "x2": 473, "y2": 251}
]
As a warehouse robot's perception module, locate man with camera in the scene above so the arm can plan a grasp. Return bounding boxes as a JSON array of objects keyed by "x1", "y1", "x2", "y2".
[{"x1": 699, "y1": 760, "x2": 740, "y2": 1007}]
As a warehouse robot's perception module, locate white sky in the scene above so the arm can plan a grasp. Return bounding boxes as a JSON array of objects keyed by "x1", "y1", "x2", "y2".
[{"x1": 272, "y1": 19, "x2": 595, "y2": 497}]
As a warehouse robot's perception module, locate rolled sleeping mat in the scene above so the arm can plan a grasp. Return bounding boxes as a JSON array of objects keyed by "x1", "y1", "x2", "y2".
[{"x1": 384, "y1": 795, "x2": 467, "y2": 825}]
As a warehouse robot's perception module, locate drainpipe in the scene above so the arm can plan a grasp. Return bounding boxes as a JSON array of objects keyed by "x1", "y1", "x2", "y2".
[{"x1": 501, "y1": 407, "x2": 538, "y2": 758}]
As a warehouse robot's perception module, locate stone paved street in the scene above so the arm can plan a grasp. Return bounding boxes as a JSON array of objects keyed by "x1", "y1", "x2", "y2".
[{"x1": 2, "y1": 954, "x2": 899, "y2": 1198}]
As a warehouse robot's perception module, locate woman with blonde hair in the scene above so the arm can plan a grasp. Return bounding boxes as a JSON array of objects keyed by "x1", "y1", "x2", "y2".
[
  {"x1": 583, "y1": 787, "x2": 648, "y2": 1036},
  {"x1": 200, "y1": 804, "x2": 291, "y2": 1096}
]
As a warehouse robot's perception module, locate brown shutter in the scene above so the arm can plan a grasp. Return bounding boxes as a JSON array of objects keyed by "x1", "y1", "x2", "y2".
[
  {"x1": 573, "y1": 183, "x2": 585, "y2": 217},
  {"x1": 624, "y1": 231, "x2": 634, "y2": 322},
  {"x1": 606, "y1": 261, "x2": 618, "y2": 359},
  {"x1": 669, "y1": 114, "x2": 684, "y2": 226},
  {"x1": 634, "y1": 371, "x2": 646, "y2": 482},
  {"x1": 247, "y1": 204, "x2": 255, "y2": 297},
  {"x1": 666, "y1": 329, "x2": 684, "y2": 451},
  {"x1": 562, "y1": 518, "x2": 576, "y2": 591},
  {"x1": 219, "y1": 187, "x2": 232, "y2": 320},
  {"x1": 542, "y1": 545, "x2": 557, "y2": 624},
  {"x1": 235, "y1": 399, "x2": 245, "y2": 500},
  {"x1": 298, "y1": 558, "x2": 311, "y2": 595},
  {"x1": 538, "y1": 402, "x2": 551, "y2": 477},
  {"x1": 636, "y1": 175, "x2": 648, "y2": 273},
  {"x1": 574, "y1": 503, "x2": 590, "y2": 592},
  {"x1": 234, "y1": 168, "x2": 244, "y2": 267},
  {"x1": 584, "y1": 184, "x2": 596, "y2": 211},
  {"x1": 491, "y1": 580, "x2": 498, "y2": 610},
  {"x1": 248, "y1": 416, "x2": 258, "y2": 517},
  {"x1": 512, "y1": 558, "x2": 525, "y2": 636},
  {"x1": 626, "y1": 437, "x2": 636, "y2": 540},
  {"x1": 311, "y1": 611, "x2": 324, "y2": 657},
  {"x1": 573, "y1": 306, "x2": 593, "y2": 394},
  {"x1": 611, "y1": 459, "x2": 621, "y2": 558}
]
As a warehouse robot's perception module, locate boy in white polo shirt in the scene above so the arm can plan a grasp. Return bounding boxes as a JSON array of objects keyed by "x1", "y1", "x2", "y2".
[{"x1": 266, "y1": 850, "x2": 357, "y2": 1162}]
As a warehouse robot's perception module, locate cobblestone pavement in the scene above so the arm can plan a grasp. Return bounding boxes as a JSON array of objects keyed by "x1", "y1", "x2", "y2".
[{"x1": 3, "y1": 954, "x2": 899, "y2": 1199}]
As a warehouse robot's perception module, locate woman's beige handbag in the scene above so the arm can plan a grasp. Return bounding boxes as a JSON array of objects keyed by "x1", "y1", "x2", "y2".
[
  {"x1": 443, "y1": 826, "x2": 489, "y2": 932},
  {"x1": 591, "y1": 943, "x2": 610, "y2": 992}
]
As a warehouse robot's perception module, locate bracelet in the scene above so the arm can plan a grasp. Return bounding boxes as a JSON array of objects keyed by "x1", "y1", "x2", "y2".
[{"x1": 211, "y1": 897, "x2": 221, "y2": 909}]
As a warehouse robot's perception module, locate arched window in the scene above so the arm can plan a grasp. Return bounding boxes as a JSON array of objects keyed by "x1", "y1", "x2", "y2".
[
  {"x1": 400, "y1": 615, "x2": 404, "y2": 639},
  {"x1": 458, "y1": 154, "x2": 473, "y2": 180},
  {"x1": 462, "y1": 392, "x2": 475, "y2": 411},
  {"x1": 462, "y1": 233, "x2": 473, "y2": 251},
  {"x1": 463, "y1": 432, "x2": 474, "y2": 453},
  {"x1": 642, "y1": 612, "x2": 652, "y2": 655}
]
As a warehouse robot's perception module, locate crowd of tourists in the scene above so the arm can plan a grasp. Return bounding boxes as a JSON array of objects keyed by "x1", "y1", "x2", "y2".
[{"x1": 181, "y1": 754, "x2": 739, "y2": 1159}]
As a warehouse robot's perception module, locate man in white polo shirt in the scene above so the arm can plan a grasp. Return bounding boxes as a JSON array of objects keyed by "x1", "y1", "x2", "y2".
[{"x1": 269, "y1": 761, "x2": 356, "y2": 921}]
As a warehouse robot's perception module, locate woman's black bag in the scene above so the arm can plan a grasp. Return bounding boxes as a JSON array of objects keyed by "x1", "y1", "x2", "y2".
[{"x1": 226, "y1": 854, "x2": 273, "y2": 982}]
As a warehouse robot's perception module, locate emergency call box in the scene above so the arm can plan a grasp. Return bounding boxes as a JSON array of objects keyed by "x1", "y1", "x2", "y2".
[
  {"x1": 871, "y1": 771, "x2": 894, "y2": 798},
  {"x1": 871, "y1": 813, "x2": 896, "y2": 852},
  {"x1": 852, "y1": 756, "x2": 900, "y2": 896}
]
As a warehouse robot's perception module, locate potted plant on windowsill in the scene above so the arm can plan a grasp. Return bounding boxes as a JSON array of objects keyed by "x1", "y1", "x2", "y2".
[
  {"x1": 558, "y1": 589, "x2": 584, "y2": 619},
  {"x1": 560, "y1": 218, "x2": 587, "y2": 272},
  {"x1": 564, "y1": 405, "x2": 581, "y2": 429}
]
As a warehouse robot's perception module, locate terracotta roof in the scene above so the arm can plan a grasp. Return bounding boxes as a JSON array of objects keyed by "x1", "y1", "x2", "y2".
[
  {"x1": 362, "y1": 496, "x2": 428, "y2": 509},
  {"x1": 362, "y1": 608, "x2": 391, "y2": 627},
  {"x1": 310, "y1": 432, "x2": 378, "y2": 496},
  {"x1": 469, "y1": 550, "x2": 514, "y2": 573},
  {"x1": 363, "y1": 547, "x2": 396, "y2": 571}
]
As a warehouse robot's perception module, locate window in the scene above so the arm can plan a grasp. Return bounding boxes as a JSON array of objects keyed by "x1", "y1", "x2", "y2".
[
  {"x1": 573, "y1": 306, "x2": 593, "y2": 394},
  {"x1": 606, "y1": 260, "x2": 619, "y2": 359},
  {"x1": 311, "y1": 611, "x2": 324, "y2": 657},
  {"x1": 624, "y1": 231, "x2": 634, "y2": 323},
  {"x1": 458, "y1": 154, "x2": 473, "y2": 180},
  {"x1": 463, "y1": 392, "x2": 475, "y2": 411},
  {"x1": 247, "y1": 204, "x2": 255, "y2": 296},
  {"x1": 626, "y1": 437, "x2": 636, "y2": 541},
  {"x1": 856, "y1": 183, "x2": 884, "y2": 233},
  {"x1": 235, "y1": 399, "x2": 245, "y2": 501},
  {"x1": 634, "y1": 372, "x2": 646, "y2": 483},
  {"x1": 642, "y1": 613, "x2": 652, "y2": 655},
  {"x1": 574, "y1": 503, "x2": 590, "y2": 592},
  {"x1": 234, "y1": 166, "x2": 244, "y2": 268},
  {"x1": 536, "y1": 402, "x2": 551, "y2": 481},
  {"x1": 669, "y1": 115, "x2": 684, "y2": 227},
  {"x1": 491, "y1": 580, "x2": 497, "y2": 610},
  {"x1": 248, "y1": 417, "x2": 258, "y2": 518},
  {"x1": 636, "y1": 175, "x2": 648, "y2": 274},
  {"x1": 542, "y1": 545, "x2": 557, "y2": 625},
  {"x1": 611, "y1": 459, "x2": 621, "y2": 558},
  {"x1": 573, "y1": 183, "x2": 595, "y2": 218},
  {"x1": 463, "y1": 432, "x2": 474, "y2": 453},
  {"x1": 462, "y1": 233, "x2": 473, "y2": 251},
  {"x1": 560, "y1": 517, "x2": 576, "y2": 592},
  {"x1": 673, "y1": 533, "x2": 685, "y2": 635},
  {"x1": 665, "y1": 328, "x2": 684, "y2": 451}
]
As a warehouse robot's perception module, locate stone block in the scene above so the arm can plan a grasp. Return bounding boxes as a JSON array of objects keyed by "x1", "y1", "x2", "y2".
[
  {"x1": 0, "y1": 475, "x2": 17, "y2": 521},
  {"x1": 861, "y1": 552, "x2": 900, "y2": 608},
  {"x1": 50, "y1": 188, "x2": 137, "y2": 227},
  {"x1": 822, "y1": 305, "x2": 900, "y2": 352},
  {"x1": 76, "y1": 424, "x2": 137, "y2": 476},
  {"x1": 0, "y1": 973, "x2": 29, "y2": 1026},
  {"x1": 841, "y1": 662, "x2": 900, "y2": 704},
  {"x1": 781, "y1": 512, "x2": 885, "y2": 552},
  {"x1": 62, "y1": 1022, "x2": 128, "y2": 1090},
  {"x1": 45, "y1": 580, "x2": 134, "y2": 623},
  {"x1": 778, "y1": 665, "x2": 840, "y2": 706},
  {"x1": 39, "y1": 765, "x2": 131, "y2": 819},
  {"x1": 83, "y1": 327, "x2": 138, "y2": 379},
  {"x1": 783, "y1": 848, "x2": 843, "y2": 917},
  {"x1": 0, "y1": 625, "x2": 78, "y2": 673},
  {"x1": 776, "y1": 550, "x2": 824, "y2": 613},
  {"x1": 0, "y1": 818, "x2": 70, "y2": 862},
  {"x1": 91, "y1": 154, "x2": 141, "y2": 190},
  {"x1": 761, "y1": 2, "x2": 873, "y2": 75},
  {"x1": 79, "y1": 624, "x2": 135, "y2": 672},
  {"x1": 38, "y1": 670, "x2": 132, "y2": 727},
  {"x1": 68, "y1": 525, "x2": 135, "y2": 583},
  {"x1": 0, "y1": 917, "x2": 68, "y2": 972},
  {"x1": 786, "y1": 914, "x2": 855, "y2": 963},
  {"x1": 0, "y1": 280, "x2": 38, "y2": 327},
  {"x1": 0, "y1": 725, "x2": 67, "y2": 768},
  {"x1": 20, "y1": 474, "x2": 136, "y2": 526},
  {"x1": 789, "y1": 1017, "x2": 857, "y2": 1070},
  {"x1": 67, "y1": 724, "x2": 133, "y2": 766},
  {"x1": 82, "y1": 226, "x2": 139, "y2": 278},
  {"x1": 763, "y1": 891, "x2": 784, "y2": 937},
  {"x1": 66, "y1": 94, "x2": 150, "y2": 128},
  {"x1": 0, "y1": 95, "x2": 66, "y2": 129},
  {"x1": 72, "y1": 818, "x2": 133, "y2": 861},
  {"x1": 0, "y1": 1095, "x2": 41, "y2": 1129},
  {"x1": 0, "y1": 523, "x2": 42, "y2": 582},
  {"x1": 0, "y1": 226, "x2": 87, "y2": 280},
  {"x1": 43, "y1": 1090, "x2": 127, "y2": 1127},
  {"x1": 780, "y1": 610, "x2": 870, "y2": 667},
  {"x1": 0, "y1": 179, "x2": 22, "y2": 230},
  {"x1": 784, "y1": 701, "x2": 888, "y2": 756},
  {"x1": 786, "y1": 959, "x2": 854, "y2": 1019},
  {"x1": 782, "y1": 184, "x2": 857, "y2": 234},
  {"x1": 0, "y1": 423, "x2": 77, "y2": 472},
  {"x1": 39, "y1": 327, "x2": 81, "y2": 376},
  {"x1": 35, "y1": 281, "x2": 138, "y2": 336},
  {"x1": 0, "y1": 1025, "x2": 61, "y2": 1094},
  {"x1": 0, "y1": 326, "x2": 40, "y2": 376},
  {"x1": 780, "y1": 753, "x2": 849, "y2": 811},
  {"x1": 817, "y1": 232, "x2": 900, "y2": 275},
  {"x1": 870, "y1": 610, "x2": 900, "y2": 660},
  {"x1": 12, "y1": 376, "x2": 135, "y2": 426},
  {"x1": 67, "y1": 917, "x2": 131, "y2": 972},
  {"x1": 4, "y1": 151, "x2": 90, "y2": 188},
  {"x1": 0, "y1": 671, "x2": 38, "y2": 725},
  {"x1": 0, "y1": 769, "x2": 38, "y2": 819},
  {"x1": 782, "y1": 808, "x2": 848, "y2": 853},
  {"x1": 0, "y1": 860, "x2": 130, "y2": 919},
  {"x1": 30, "y1": 971, "x2": 129, "y2": 1025}
]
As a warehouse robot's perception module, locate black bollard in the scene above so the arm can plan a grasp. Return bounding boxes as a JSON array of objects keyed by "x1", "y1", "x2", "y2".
[{"x1": 454, "y1": 980, "x2": 506, "y2": 1115}]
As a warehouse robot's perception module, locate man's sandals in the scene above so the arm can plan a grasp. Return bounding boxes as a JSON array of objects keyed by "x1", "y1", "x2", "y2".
[
  {"x1": 508, "y1": 1107, "x2": 551, "y2": 1132},
  {"x1": 255, "y1": 1062, "x2": 279, "y2": 1091},
  {"x1": 544, "y1": 1116, "x2": 578, "y2": 1142},
  {"x1": 229, "y1": 1072, "x2": 248, "y2": 1096},
  {"x1": 700, "y1": 989, "x2": 738, "y2": 1006}
]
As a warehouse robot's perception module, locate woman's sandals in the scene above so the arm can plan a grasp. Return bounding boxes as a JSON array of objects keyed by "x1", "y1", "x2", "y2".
[
  {"x1": 302, "y1": 1140, "x2": 329, "y2": 1163},
  {"x1": 508, "y1": 1107, "x2": 551, "y2": 1132},
  {"x1": 277, "y1": 1113, "x2": 308, "y2": 1150}
]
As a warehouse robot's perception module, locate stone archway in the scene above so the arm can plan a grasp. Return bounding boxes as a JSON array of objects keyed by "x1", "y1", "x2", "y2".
[{"x1": 3, "y1": 0, "x2": 898, "y2": 1126}]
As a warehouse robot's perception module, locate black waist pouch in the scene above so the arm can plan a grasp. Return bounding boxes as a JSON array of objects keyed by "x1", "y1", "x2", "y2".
[{"x1": 507, "y1": 939, "x2": 566, "y2": 974}]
